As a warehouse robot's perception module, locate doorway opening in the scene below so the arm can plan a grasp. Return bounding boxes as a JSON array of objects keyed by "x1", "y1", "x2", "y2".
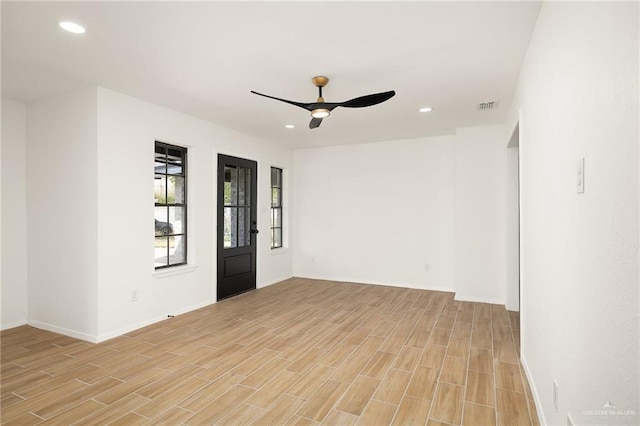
[{"x1": 507, "y1": 123, "x2": 521, "y2": 311}]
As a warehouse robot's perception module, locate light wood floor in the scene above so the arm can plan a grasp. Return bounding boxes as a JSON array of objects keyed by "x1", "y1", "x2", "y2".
[{"x1": 1, "y1": 278, "x2": 539, "y2": 425}]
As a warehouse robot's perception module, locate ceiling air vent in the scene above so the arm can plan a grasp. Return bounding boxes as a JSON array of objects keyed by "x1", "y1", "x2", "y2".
[{"x1": 478, "y1": 101, "x2": 499, "y2": 111}]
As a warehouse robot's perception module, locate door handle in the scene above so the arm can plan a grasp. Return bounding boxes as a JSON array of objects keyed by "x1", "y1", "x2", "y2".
[{"x1": 250, "y1": 229, "x2": 259, "y2": 234}]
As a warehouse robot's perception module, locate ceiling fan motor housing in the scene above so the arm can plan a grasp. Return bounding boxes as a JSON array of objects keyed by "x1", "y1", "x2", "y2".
[{"x1": 312, "y1": 76, "x2": 329, "y2": 88}]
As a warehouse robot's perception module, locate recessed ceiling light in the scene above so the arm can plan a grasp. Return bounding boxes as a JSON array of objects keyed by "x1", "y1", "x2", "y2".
[
  {"x1": 419, "y1": 107, "x2": 433, "y2": 113},
  {"x1": 59, "y1": 21, "x2": 86, "y2": 34},
  {"x1": 284, "y1": 124, "x2": 295, "y2": 129}
]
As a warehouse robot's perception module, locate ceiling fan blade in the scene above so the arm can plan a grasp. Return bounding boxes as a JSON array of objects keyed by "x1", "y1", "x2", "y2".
[
  {"x1": 340, "y1": 91, "x2": 396, "y2": 108},
  {"x1": 309, "y1": 117, "x2": 323, "y2": 129},
  {"x1": 250, "y1": 91, "x2": 313, "y2": 111}
]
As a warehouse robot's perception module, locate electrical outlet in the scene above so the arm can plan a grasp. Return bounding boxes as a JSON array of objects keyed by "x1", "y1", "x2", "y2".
[
  {"x1": 131, "y1": 289, "x2": 139, "y2": 302},
  {"x1": 553, "y1": 380, "x2": 559, "y2": 412},
  {"x1": 424, "y1": 263, "x2": 430, "y2": 271}
]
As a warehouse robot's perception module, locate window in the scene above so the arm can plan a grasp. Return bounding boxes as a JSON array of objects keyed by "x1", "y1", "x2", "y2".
[
  {"x1": 270, "y1": 167, "x2": 283, "y2": 249},
  {"x1": 223, "y1": 164, "x2": 252, "y2": 249},
  {"x1": 154, "y1": 142, "x2": 187, "y2": 269}
]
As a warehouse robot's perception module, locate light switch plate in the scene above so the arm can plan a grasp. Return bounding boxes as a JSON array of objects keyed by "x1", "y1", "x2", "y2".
[{"x1": 577, "y1": 157, "x2": 585, "y2": 194}]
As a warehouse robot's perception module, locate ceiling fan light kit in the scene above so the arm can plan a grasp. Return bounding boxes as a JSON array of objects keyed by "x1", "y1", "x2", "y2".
[
  {"x1": 311, "y1": 108, "x2": 330, "y2": 119},
  {"x1": 251, "y1": 76, "x2": 395, "y2": 129}
]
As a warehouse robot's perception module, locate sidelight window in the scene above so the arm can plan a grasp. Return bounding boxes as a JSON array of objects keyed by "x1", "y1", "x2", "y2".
[
  {"x1": 154, "y1": 142, "x2": 187, "y2": 269},
  {"x1": 270, "y1": 167, "x2": 283, "y2": 249}
]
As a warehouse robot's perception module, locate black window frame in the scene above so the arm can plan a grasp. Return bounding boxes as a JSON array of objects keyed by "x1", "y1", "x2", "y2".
[
  {"x1": 154, "y1": 141, "x2": 188, "y2": 269},
  {"x1": 270, "y1": 167, "x2": 283, "y2": 249}
]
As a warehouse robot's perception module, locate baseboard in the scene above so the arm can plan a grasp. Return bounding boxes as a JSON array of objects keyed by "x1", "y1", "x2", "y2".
[
  {"x1": 27, "y1": 299, "x2": 217, "y2": 343},
  {"x1": 96, "y1": 299, "x2": 215, "y2": 343},
  {"x1": 96, "y1": 314, "x2": 170, "y2": 343},
  {"x1": 521, "y1": 354, "x2": 546, "y2": 426},
  {"x1": 169, "y1": 299, "x2": 216, "y2": 317},
  {"x1": 1, "y1": 320, "x2": 28, "y2": 331},
  {"x1": 259, "y1": 275, "x2": 294, "y2": 288},
  {"x1": 294, "y1": 274, "x2": 504, "y2": 306},
  {"x1": 293, "y1": 274, "x2": 456, "y2": 294},
  {"x1": 505, "y1": 302, "x2": 521, "y2": 312},
  {"x1": 28, "y1": 320, "x2": 98, "y2": 343},
  {"x1": 454, "y1": 293, "x2": 505, "y2": 305}
]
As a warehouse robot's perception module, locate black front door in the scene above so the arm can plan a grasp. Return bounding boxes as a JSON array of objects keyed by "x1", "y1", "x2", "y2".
[{"x1": 217, "y1": 154, "x2": 258, "y2": 301}]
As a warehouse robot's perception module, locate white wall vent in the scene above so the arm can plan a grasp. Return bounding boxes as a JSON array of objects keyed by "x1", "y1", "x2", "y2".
[{"x1": 478, "y1": 101, "x2": 499, "y2": 111}]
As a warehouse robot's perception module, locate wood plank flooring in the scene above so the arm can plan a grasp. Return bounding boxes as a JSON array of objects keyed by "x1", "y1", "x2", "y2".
[{"x1": 1, "y1": 278, "x2": 539, "y2": 425}]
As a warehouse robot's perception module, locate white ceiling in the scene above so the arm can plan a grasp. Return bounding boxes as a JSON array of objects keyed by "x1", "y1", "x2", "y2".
[{"x1": 1, "y1": 1, "x2": 541, "y2": 148}]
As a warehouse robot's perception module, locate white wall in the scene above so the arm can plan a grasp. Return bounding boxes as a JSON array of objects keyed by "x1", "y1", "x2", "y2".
[
  {"x1": 95, "y1": 88, "x2": 293, "y2": 340},
  {"x1": 1, "y1": 99, "x2": 28, "y2": 329},
  {"x1": 505, "y1": 140, "x2": 520, "y2": 312},
  {"x1": 454, "y1": 125, "x2": 507, "y2": 304},
  {"x1": 26, "y1": 88, "x2": 99, "y2": 340},
  {"x1": 14, "y1": 86, "x2": 293, "y2": 342},
  {"x1": 293, "y1": 128, "x2": 509, "y2": 301},
  {"x1": 510, "y1": 2, "x2": 639, "y2": 425},
  {"x1": 294, "y1": 135, "x2": 457, "y2": 292}
]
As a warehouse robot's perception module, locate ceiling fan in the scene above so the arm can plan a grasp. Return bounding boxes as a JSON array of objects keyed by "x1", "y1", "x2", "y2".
[{"x1": 251, "y1": 76, "x2": 395, "y2": 129}]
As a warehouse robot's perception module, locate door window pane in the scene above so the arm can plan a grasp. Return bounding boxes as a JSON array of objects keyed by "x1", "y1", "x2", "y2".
[
  {"x1": 238, "y1": 208, "x2": 247, "y2": 247},
  {"x1": 224, "y1": 166, "x2": 253, "y2": 249},
  {"x1": 224, "y1": 207, "x2": 237, "y2": 248},
  {"x1": 238, "y1": 167, "x2": 251, "y2": 207},
  {"x1": 224, "y1": 166, "x2": 237, "y2": 206}
]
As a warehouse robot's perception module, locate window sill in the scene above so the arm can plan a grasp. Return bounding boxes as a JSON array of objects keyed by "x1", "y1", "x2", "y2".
[
  {"x1": 153, "y1": 264, "x2": 199, "y2": 279},
  {"x1": 270, "y1": 247, "x2": 289, "y2": 256}
]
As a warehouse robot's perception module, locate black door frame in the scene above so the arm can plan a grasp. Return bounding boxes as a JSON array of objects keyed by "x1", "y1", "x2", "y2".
[{"x1": 216, "y1": 154, "x2": 258, "y2": 301}]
